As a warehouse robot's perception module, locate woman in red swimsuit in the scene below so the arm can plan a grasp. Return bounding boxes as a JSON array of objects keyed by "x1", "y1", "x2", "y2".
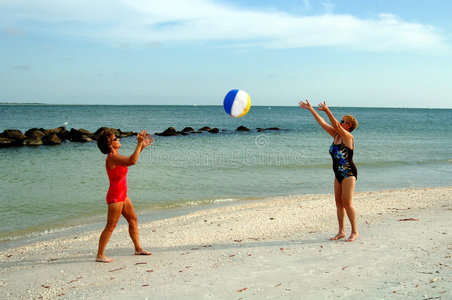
[{"x1": 96, "y1": 129, "x2": 154, "y2": 263}]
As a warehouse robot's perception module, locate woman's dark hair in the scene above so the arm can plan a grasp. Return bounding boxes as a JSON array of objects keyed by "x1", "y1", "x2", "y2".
[{"x1": 97, "y1": 129, "x2": 114, "y2": 154}]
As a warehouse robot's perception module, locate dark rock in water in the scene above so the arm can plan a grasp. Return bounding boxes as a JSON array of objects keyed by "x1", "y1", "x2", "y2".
[
  {"x1": 119, "y1": 130, "x2": 134, "y2": 138},
  {"x1": 1, "y1": 126, "x2": 138, "y2": 147},
  {"x1": 69, "y1": 128, "x2": 94, "y2": 142},
  {"x1": 156, "y1": 127, "x2": 178, "y2": 136},
  {"x1": 94, "y1": 127, "x2": 120, "y2": 137},
  {"x1": 24, "y1": 128, "x2": 45, "y2": 146},
  {"x1": 94, "y1": 127, "x2": 133, "y2": 138},
  {"x1": 25, "y1": 128, "x2": 44, "y2": 137},
  {"x1": 1, "y1": 125, "x2": 280, "y2": 147},
  {"x1": 236, "y1": 126, "x2": 250, "y2": 132},
  {"x1": 162, "y1": 127, "x2": 178, "y2": 136},
  {"x1": 43, "y1": 134, "x2": 62, "y2": 145},
  {"x1": 1, "y1": 129, "x2": 26, "y2": 140},
  {"x1": 0, "y1": 129, "x2": 26, "y2": 146},
  {"x1": 0, "y1": 137, "x2": 14, "y2": 148},
  {"x1": 44, "y1": 127, "x2": 69, "y2": 140}
]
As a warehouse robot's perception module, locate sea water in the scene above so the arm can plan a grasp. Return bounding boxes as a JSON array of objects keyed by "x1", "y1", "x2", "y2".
[{"x1": 0, "y1": 105, "x2": 451, "y2": 242}]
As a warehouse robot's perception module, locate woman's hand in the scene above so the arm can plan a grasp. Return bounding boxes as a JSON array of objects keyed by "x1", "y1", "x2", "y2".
[
  {"x1": 142, "y1": 134, "x2": 154, "y2": 148},
  {"x1": 298, "y1": 99, "x2": 313, "y2": 110},
  {"x1": 317, "y1": 101, "x2": 329, "y2": 112},
  {"x1": 137, "y1": 130, "x2": 154, "y2": 148},
  {"x1": 137, "y1": 130, "x2": 146, "y2": 143}
]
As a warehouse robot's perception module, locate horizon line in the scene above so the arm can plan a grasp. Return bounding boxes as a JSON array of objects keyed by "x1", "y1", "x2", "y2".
[{"x1": 1, "y1": 102, "x2": 451, "y2": 110}]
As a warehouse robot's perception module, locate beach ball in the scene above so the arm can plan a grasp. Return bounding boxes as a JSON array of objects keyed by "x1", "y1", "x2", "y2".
[{"x1": 223, "y1": 89, "x2": 251, "y2": 118}]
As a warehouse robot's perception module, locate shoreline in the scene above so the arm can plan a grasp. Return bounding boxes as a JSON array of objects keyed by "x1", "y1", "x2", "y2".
[
  {"x1": 0, "y1": 197, "x2": 253, "y2": 251},
  {"x1": 0, "y1": 193, "x2": 267, "y2": 247},
  {"x1": 1, "y1": 187, "x2": 451, "y2": 298},
  {"x1": 1, "y1": 186, "x2": 450, "y2": 248},
  {"x1": 1, "y1": 186, "x2": 449, "y2": 248}
]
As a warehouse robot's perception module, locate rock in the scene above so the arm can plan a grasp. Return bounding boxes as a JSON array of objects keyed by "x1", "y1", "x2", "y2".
[
  {"x1": 1, "y1": 129, "x2": 26, "y2": 140},
  {"x1": 156, "y1": 127, "x2": 178, "y2": 136},
  {"x1": 69, "y1": 128, "x2": 94, "y2": 142},
  {"x1": 0, "y1": 129, "x2": 26, "y2": 146},
  {"x1": 0, "y1": 137, "x2": 14, "y2": 148},
  {"x1": 25, "y1": 128, "x2": 44, "y2": 137},
  {"x1": 1, "y1": 124, "x2": 279, "y2": 146},
  {"x1": 24, "y1": 128, "x2": 45, "y2": 146},
  {"x1": 44, "y1": 127, "x2": 69, "y2": 140},
  {"x1": 94, "y1": 127, "x2": 135, "y2": 138},
  {"x1": 42, "y1": 134, "x2": 62, "y2": 145},
  {"x1": 236, "y1": 126, "x2": 250, "y2": 132},
  {"x1": 0, "y1": 126, "x2": 138, "y2": 147},
  {"x1": 118, "y1": 130, "x2": 134, "y2": 138},
  {"x1": 94, "y1": 127, "x2": 120, "y2": 138}
]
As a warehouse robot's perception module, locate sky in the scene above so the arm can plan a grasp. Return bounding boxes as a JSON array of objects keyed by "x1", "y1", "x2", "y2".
[{"x1": 1, "y1": 0, "x2": 451, "y2": 108}]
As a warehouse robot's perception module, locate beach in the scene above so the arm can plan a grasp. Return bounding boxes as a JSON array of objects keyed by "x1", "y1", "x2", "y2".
[{"x1": 1, "y1": 187, "x2": 451, "y2": 299}]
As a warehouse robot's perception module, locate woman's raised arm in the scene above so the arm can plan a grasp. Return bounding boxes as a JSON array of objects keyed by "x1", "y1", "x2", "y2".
[
  {"x1": 317, "y1": 102, "x2": 353, "y2": 143},
  {"x1": 109, "y1": 130, "x2": 153, "y2": 167},
  {"x1": 299, "y1": 100, "x2": 336, "y2": 138}
]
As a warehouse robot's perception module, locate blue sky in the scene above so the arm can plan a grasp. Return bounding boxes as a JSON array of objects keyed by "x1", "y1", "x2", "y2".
[{"x1": 1, "y1": 0, "x2": 451, "y2": 108}]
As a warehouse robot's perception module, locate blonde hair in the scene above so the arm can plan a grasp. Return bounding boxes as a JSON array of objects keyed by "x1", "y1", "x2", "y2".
[{"x1": 343, "y1": 115, "x2": 358, "y2": 132}]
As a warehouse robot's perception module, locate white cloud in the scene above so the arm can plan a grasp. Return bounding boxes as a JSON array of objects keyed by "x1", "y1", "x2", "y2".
[{"x1": 0, "y1": 0, "x2": 449, "y2": 53}]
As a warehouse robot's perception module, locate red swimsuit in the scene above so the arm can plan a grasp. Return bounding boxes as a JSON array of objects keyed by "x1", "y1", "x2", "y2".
[{"x1": 106, "y1": 154, "x2": 128, "y2": 204}]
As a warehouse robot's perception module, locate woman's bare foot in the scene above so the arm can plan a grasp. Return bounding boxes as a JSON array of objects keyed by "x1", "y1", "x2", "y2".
[
  {"x1": 96, "y1": 256, "x2": 113, "y2": 263},
  {"x1": 330, "y1": 232, "x2": 346, "y2": 241},
  {"x1": 135, "y1": 249, "x2": 152, "y2": 256},
  {"x1": 346, "y1": 232, "x2": 359, "y2": 242}
]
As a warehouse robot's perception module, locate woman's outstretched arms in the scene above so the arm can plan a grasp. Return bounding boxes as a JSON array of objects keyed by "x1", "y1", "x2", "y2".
[
  {"x1": 109, "y1": 130, "x2": 154, "y2": 167},
  {"x1": 298, "y1": 100, "x2": 336, "y2": 138}
]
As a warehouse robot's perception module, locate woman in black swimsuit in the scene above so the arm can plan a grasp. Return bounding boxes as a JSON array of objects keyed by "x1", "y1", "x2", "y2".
[{"x1": 299, "y1": 100, "x2": 359, "y2": 242}]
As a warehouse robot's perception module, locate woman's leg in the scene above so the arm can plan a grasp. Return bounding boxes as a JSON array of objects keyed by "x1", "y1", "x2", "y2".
[
  {"x1": 341, "y1": 176, "x2": 359, "y2": 242},
  {"x1": 96, "y1": 202, "x2": 124, "y2": 262},
  {"x1": 330, "y1": 178, "x2": 346, "y2": 240},
  {"x1": 122, "y1": 197, "x2": 151, "y2": 255}
]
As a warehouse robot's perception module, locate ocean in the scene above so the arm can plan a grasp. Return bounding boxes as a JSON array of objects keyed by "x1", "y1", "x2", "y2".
[{"x1": 1, "y1": 105, "x2": 451, "y2": 243}]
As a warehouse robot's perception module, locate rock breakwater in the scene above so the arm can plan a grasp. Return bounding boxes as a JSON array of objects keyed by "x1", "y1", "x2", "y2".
[{"x1": 0, "y1": 126, "x2": 280, "y2": 148}]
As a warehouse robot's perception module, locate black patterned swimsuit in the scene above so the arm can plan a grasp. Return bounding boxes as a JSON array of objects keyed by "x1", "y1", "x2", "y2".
[{"x1": 329, "y1": 137, "x2": 357, "y2": 183}]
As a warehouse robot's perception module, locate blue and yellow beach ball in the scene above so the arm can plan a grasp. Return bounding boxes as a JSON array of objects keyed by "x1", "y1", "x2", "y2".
[{"x1": 223, "y1": 89, "x2": 251, "y2": 118}]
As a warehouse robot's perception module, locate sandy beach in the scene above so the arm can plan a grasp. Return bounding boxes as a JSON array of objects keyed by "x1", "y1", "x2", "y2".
[{"x1": 1, "y1": 187, "x2": 451, "y2": 299}]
